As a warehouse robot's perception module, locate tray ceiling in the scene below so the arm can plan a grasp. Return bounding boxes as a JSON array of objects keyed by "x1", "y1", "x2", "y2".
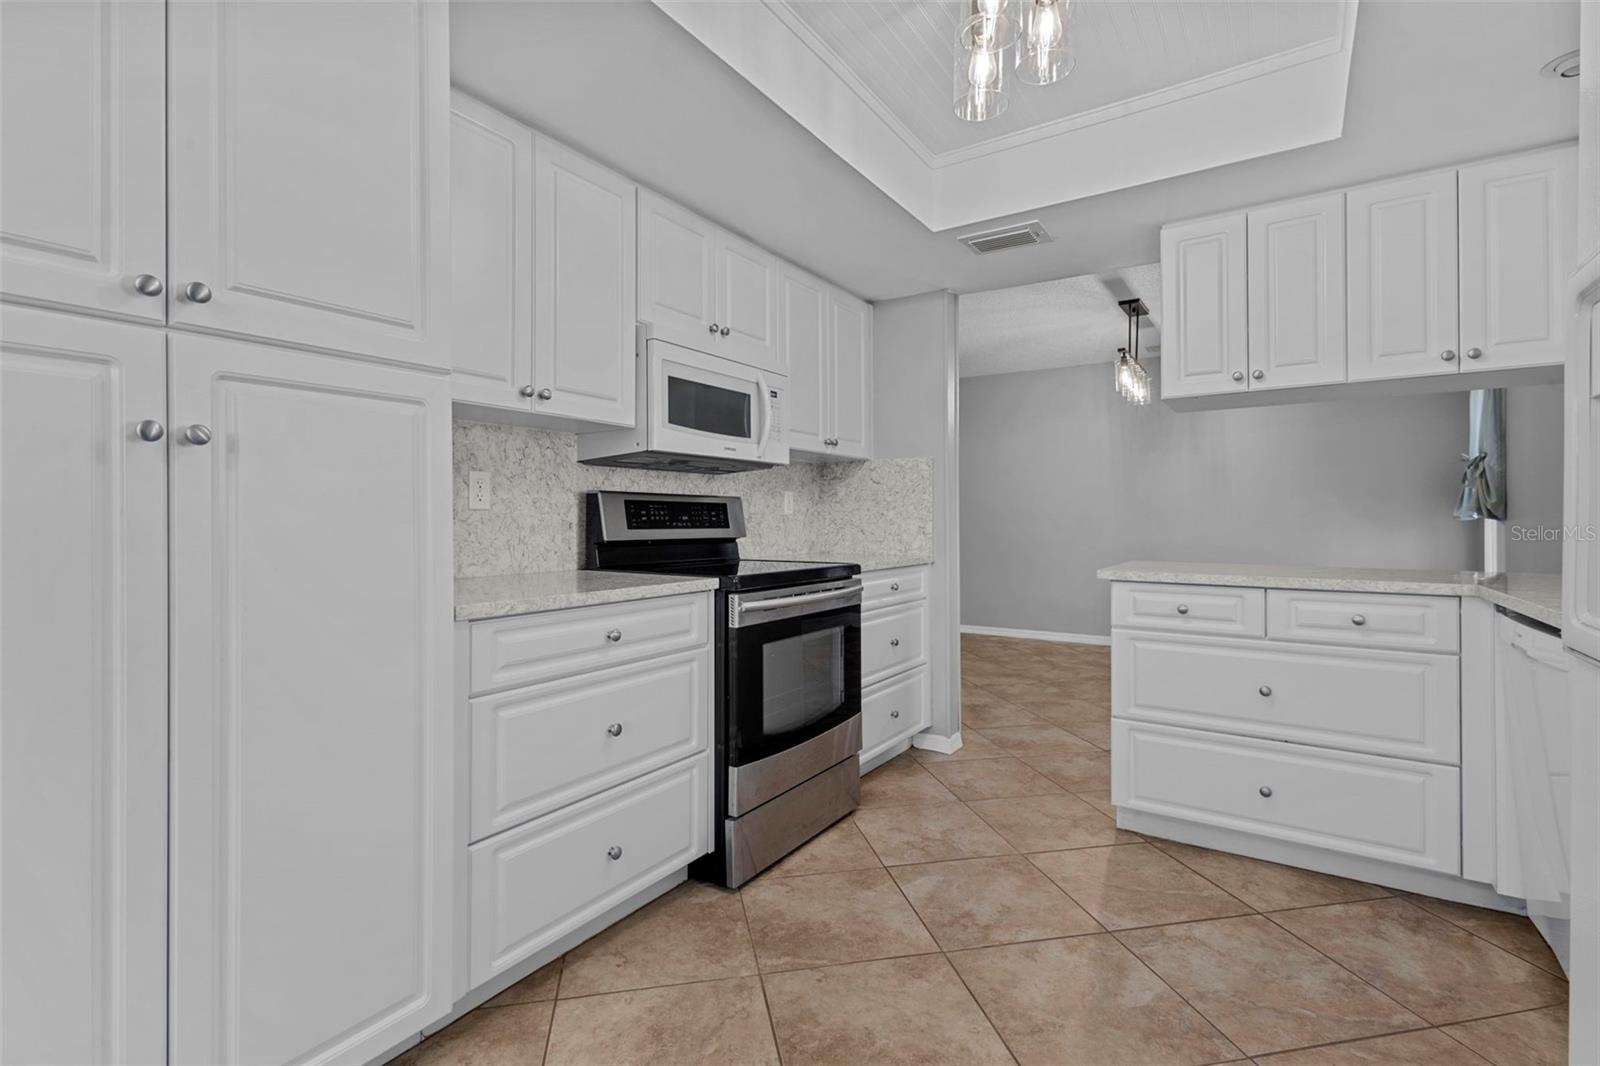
[
  {"x1": 959, "y1": 263, "x2": 1163, "y2": 378},
  {"x1": 656, "y1": 0, "x2": 1359, "y2": 230}
]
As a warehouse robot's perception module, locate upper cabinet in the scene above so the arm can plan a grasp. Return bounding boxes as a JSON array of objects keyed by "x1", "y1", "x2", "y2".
[
  {"x1": 167, "y1": 0, "x2": 450, "y2": 369},
  {"x1": 829, "y1": 288, "x2": 872, "y2": 458},
  {"x1": 0, "y1": 0, "x2": 167, "y2": 323},
  {"x1": 779, "y1": 262, "x2": 873, "y2": 459},
  {"x1": 1159, "y1": 214, "x2": 1248, "y2": 399},
  {"x1": 713, "y1": 229, "x2": 782, "y2": 372},
  {"x1": 1162, "y1": 144, "x2": 1575, "y2": 403}
]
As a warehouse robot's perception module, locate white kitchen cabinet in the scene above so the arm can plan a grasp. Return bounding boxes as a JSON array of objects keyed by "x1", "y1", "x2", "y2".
[
  {"x1": 1159, "y1": 214, "x2": 1248, "y2": 398},
  {"x1": 1459, "y1": 145, "x2": 1577, "y2": 373},
  {"x1": 779, "y1": 262, "x2": 829, "y2": 452},
  {"x1": 862, "y1": 666, "x2": 932, "y2": 764},
  {"x1": 1345, "y1": 170, "x2": 1460, "y2": 381},
  {"x1": 1493, "y1": 615, "x2": 1572, "y2": 911},
  {"x1": 714, "y1": 229, "x2": 782, "y2": 372},
  {"x1": 1246, "y1": 194, "x2": 1346, "y2": 390},
  {"x1": 860, "y1": 567, "x2": 931, "y2": 766},
  {"x1": 450, "y1": 91, "x2": 534, "y2": 410},
  {"x1": 1, "y1": 307, "x2": 168, "y2": 1066},
  {"x1": 0, "y1": 0, "x2": 167, "y2": 323},
  {"x1": 638, "y1": 189, "x2": 718, "y2": 350},
  {"x1": 533, "y1": 135, "x2": 638, "y2": 426},
  {"x1": 167, "y1": 333, "x2": 453, "y2": 1065},
  {"x1": 167, "y1": 0, "x2": 450, "y2": 369},
  {"x1": 829, "y1": 287, "x2": 873, "y2": 458}
]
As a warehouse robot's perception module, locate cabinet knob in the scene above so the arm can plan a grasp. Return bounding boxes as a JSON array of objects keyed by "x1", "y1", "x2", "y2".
[
  {"x1": 1466, "y1": 347, "x2": 1484, "y2": 360},
  {"x1": 606, "y1": 628, "x2": 623, "y2": 643},
  {"x1": 183, "y1": 424, "x2": 212, "y2": 446},
  {"x1": 183, "y1": 281, "x2": 213, "y2": 304},
  {"x1": 607, "y1": 722, "x2": 623, "y2": 737},
  {"x1": 1232, "y1": 370, "x2": 1245, "y2": 382},
  {"x1": 1351, "y1": 614, "x2": 1366, "y2": 626},
  {"x1": 825, "y1": 437, "x2": 839, "y2": 446},
  {"x1": 890, "y1": 582, "x2": 901, "y2": 592},
  {"x1": 1251, "y1": 369, "x2": 1265, "y2": 381},
  {"x1": 709, "y1": 323, "x2": 720, "y2": 334},
  {"x1": 133, "y1": 273, "x2": 164, "y2": 297},
  {"x1": 1259, "y1": 785, "x2": 1274, "y2": 798},
  {"x1": 1441, "y1": 349, "x2": 1457, "y2": 362},
  {"x1": 537, "y1": 388, "x2": 553, "y2": 400},
  {"x1": 519, "y1": 385, "x2": 536, "y2": 397},
  {"x1": 720, "y1": 326, "x2": 731, "y2": 337},
  {"x1": 1176, "y1": 604, "x2": 1190, "y2": 615},
  {"x1": 890, "y1": 637, "x2": 900, "y2": 647},
  {"x1": 135, "y1": 419, "x2": 165, "y2": 443},
  {"x1": 890, "y1": 709, "x2": 901, "y2": 719},
  {"x1": 606, "y1": 845, "x2": 623, "y2": 861},
  {"x1": 1258, "y1": 685, "x2": 1272, "y2": 697}
]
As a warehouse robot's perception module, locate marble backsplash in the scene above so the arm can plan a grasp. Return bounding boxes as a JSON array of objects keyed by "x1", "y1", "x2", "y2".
[{"x1": 453, "y1": 419, "x2": 934, "y2": 577}]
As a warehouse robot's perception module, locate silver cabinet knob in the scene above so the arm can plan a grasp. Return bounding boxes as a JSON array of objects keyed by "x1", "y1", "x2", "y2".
[
  {"x1": 1251, "y1": 369, "x2": 1265, "y2": 381},
  {"x1": 1232, "y1": 370, "x2": 1245, "y2": 382},
  {"x1": 709, "y1": 323, "x2": 720, "y2": 334},
  {"x1": 1466, "y1": 347, "x2": 1484, "y2": 360},
  {"x1": 1441, "y1": 349, "x2": 1457, "y2": 362},
  {"x1": 890, "y1": 709, "x2": 901, "y2": 719},
  {"x1": 537, "y1": 388, "x2": 553, "y2": 400},
  {"x1": 1351, "y1": 614, "x2": 1367, "y2": 626},
  {"x1": 607, "y1": 723, "x2": 623, "y2": 737},
  {"x1": 183, "y1": 281, "x2": 212, "y2": 304},
  {"x1": 606, "y1": 628, "x2": 622, "y2": 643},
  {"x1": 1176, "y1": 604, "x2": 1190, "y2": 615},
  {"x1": 519, "y1": 385, "x2": 536, "y2": 398},
  {"x1": 826, "y1": 437, "x2": 840, "y2": 446},
  {"x1": 1259, "y1": 786, "x2": 1274, "y2": 798},
  {"x1": 183, "y1": 424, "x2": 213, "y2": 446},
  {"x1": 720, "y1": 326, "x2": 731, "y2": 337},
  {"x1": 889, "y1": 582, "x2": 900, "y2": 591},
  {"x1": 135, "y1": 419, "x2": 165, "y2": 442},
  {"x1": 606, "y1": 845, "x2": 623, "y2": 861},
  {"x1": 1258, "y1": 685, "x2": 1272, "y2": 697},
  {"x1": 133, "y1": 274, "x2": 164, "y2": 297},
  {"x1": 889, "y1": 638, "x2": 900, "y2": 647}
]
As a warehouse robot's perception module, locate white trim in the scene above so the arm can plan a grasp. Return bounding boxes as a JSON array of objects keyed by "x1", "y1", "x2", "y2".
[
  {"x1": 910, "y1": 731, "x2": 962, "y2": 755},
  {"x1": 961, "y1": 624, "x2": 1111, "y2": 647}
]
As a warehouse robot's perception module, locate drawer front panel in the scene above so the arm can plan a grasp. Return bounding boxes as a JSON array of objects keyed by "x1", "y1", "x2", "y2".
[
  {"x1": 1112, "y1": 583, "x2": 1266, "y2": 636},
  {"x1": 470, "y1": 756, "x2": 708, "y2": 985},
  {"x1": 1112, "y1": 720, "x2": 1461, "y2": 873},
  {"x1": 1267, "y1": 589, "x2": 1460, "y2": 653},
  {"x1": 862, "y1": 665, "x2": 930, "y2": 759},
  {"x1": 470, "y1": 649, "x2": 711, "y2": 840},
  {"x1": 470, "y1": 592, "x2": 710, "y2": 695},
  {"x1": 862, "y1": 600, "x2": 928, "y2": 686},
  {"x1": 862, "y1": 567, "x2": 927, "y2": 611},
  {"x1": 1113, "y1": 631, "x2": 1460, "y2": 763}
]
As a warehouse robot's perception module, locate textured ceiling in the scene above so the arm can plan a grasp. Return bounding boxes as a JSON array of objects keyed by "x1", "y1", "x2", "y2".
[
  {"x1": 958, "y1": 262, "x2": 1162, "y2": 377},
  {"x1": 777, "y1": 0, "x2": 1347, "y2": 159}
]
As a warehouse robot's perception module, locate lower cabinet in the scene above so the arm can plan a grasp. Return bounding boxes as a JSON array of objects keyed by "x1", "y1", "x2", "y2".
[
  {"x1": 862, "y1": 666, "x2": 931, "y2": 759},
  {"x1": 859, "y1": 567, "x2": 932, "y2": 765}
]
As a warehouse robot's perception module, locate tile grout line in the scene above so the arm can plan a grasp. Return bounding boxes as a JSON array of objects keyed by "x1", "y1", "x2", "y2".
[
  {"x1": 1399, "y1": 895, "x2": 1572, "y2": 979},
  {"x1": 737, "y1": 887, "x2": 787, "y2": 1066}
]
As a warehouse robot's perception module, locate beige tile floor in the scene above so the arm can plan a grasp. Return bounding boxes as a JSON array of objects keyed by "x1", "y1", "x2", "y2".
[{"x1": 399, "y1": 635, "x2": 1569, "y2": 1066}]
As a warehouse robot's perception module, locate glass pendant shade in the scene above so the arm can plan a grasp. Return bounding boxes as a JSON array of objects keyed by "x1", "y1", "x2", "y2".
[
  {"x1": 954, "y1": 11, "x2": 1011, "y2": 122},
  {"x1": 1016, "y1": 0, "x2": 1074, "y2": 86}
]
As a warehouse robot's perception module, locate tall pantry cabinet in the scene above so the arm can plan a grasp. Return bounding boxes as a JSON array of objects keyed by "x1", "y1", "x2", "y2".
[{"x1": 0, "y1": 3, "x2": 454, "y2": 1064}]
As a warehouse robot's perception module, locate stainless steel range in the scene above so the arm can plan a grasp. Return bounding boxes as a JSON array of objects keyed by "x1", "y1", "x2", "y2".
[{"x1": 585, "y1": 491, "x2": 861, "y2": 887}]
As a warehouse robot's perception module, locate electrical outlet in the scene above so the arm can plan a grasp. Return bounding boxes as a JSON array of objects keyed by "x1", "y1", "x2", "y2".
[
  {"x1": 783, "y1": 491, "x2": 795, "y2": 515},
  {"x1": 468, "y1": 470, "x2": 492, "y2": 510}
]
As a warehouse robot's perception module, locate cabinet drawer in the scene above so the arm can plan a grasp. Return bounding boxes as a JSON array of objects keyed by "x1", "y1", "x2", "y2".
[
  {"x1": 470, "y1": 648, "x2": 711, "y2": 840},
  {"x1": 862, "y1": 665, "x2": 930, "y2": 760},
  {"x1": 1113, "y1": 631, "x2": 1460, "y2": 763},
  {"x1": 862, "y1": 600, "x2": 928, "y2": 686},
  {"x1": 470, "y1": 592, "x2": 710, "y2": 695},
  {"x1": 1112, "y1": 720, "x2": 1460, "y2": 874},
  {"x1": 1267, "y1": 589, "x2": 1459, "y2": 653},
  {"x1": 1112, "y1": 583, "x2": 1266, "y2": 636},
  {"x1": 862, "y1": 567, "x2": 927, "y2": 611},
  {"x1": 469, "y1": 755, "x2": 709, "y2": 985}
]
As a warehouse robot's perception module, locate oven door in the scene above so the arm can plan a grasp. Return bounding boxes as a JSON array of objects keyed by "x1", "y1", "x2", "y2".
[
  {"x1": 725, "y1": 580, "x2": 862, "y2": 811},
  {"x1": 646, "y1": 339, "x2": 777, "y2": 463}
]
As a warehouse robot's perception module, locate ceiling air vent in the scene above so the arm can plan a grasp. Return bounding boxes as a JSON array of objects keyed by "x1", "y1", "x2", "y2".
[{"x1": 958, "y1": 221, "x2": 1051, "y2": 255}]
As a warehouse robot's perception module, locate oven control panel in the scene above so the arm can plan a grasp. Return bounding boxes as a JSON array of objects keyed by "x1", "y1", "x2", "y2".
[{"x1": 624, "y1": 498, "x2": 730, "y2": 531}]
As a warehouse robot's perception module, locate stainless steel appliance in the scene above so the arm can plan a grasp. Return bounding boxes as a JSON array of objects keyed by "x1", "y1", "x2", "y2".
[
  {"x1": 577, "y1": 327, "x2": 789, "y2": 474},
  {"x1": 585, "y1": 491, "x2": 860, "y2": 886}
]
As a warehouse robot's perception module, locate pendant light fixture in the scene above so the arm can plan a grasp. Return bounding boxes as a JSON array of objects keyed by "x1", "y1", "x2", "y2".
[
  {"x1": 1115, "y1": 298, "x2": 1152, "y2": 405},
  {"x1": 954, "y1": 0, "x2": 1074, "y2": 121},
  {"x1": 1017, "y1": 0, "x2": 1074, "y2": 86}
]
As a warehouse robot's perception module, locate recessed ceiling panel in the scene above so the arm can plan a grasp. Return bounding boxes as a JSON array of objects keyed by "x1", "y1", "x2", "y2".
[{"x1": 960, "y1": 263, "x2": 1163, "y2": 377}]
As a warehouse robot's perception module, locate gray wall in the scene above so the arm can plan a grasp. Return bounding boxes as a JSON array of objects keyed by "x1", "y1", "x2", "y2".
[
  {"x1": 959, "y1": 362, "x2": 1564, "y2": 637},
  {"x1": 1505, "y1": 383, "x2": 1565, "y2": 574}
]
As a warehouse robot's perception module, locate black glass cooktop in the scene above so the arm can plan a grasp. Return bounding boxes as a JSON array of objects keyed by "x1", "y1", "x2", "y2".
[{"x1": 607, "y1": 558, "x2": 859, "y2": 592}]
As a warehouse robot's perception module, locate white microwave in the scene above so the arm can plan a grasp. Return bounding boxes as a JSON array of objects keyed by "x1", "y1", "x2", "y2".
[{"x1": 578, "y1": 329, "x2": 789, "y2": 474}]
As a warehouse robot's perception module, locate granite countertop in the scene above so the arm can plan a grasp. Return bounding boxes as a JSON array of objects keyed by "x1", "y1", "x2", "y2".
[
  {"x1": 1097, "y1": 561, "x2": 1563, "y2": 630},
  {"x1": 455, "y1": 571, "x2": 720, "y2": 622}
]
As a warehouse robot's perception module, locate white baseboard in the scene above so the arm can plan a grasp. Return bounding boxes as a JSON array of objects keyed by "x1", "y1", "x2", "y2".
[
  {"x1": 960, "y1": 624, "x2": 1110, "y2": 647},
  {"x1": 911, "y1": 731, "x2": 962, "y2": 755}
]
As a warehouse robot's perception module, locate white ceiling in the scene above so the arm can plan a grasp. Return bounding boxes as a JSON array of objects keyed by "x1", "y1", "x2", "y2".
[
  {"x1": 449, "y1": 0, "x2": 1579, "y2": 302},
  {"x1": 958, "y1": 263, "x2": 1162, "y2": 378}
]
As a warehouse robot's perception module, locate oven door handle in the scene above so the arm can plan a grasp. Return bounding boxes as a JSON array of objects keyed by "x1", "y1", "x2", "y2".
[{"x1": 733, "y1": 584, "x2": 861, "y2": 622}]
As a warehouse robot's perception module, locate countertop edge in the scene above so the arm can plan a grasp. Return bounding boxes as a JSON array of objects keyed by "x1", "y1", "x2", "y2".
[{"x1": 454, "y1": 577, "x2": 721, "y2": 623}]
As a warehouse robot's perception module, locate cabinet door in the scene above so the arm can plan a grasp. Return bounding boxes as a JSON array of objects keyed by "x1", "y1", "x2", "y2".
[
  {"x1": 715, "y1": 229, "x2": 782, "y2": 372},
  {"x1": 779, "y1": 263, "x2": 829, "y2": 454},
  {"x1": 1, "y1": 307, "x2": 167, "y2": 1066},
  {"x1": 0, "y1": 0, "x2": 166, "y2": 322},
  {"x1": 1346, "y1": 171, "x2": 1459, "y2": 381},
  {"x1": 638, "y1": 190, "x2": 716, "y2": 350},
  {"x1": 1460, "y1": 145, "x2": 1576, "y2": 372},
  {"x1": 168, "y1": 335, "x2": 452, "y2": 1065},
  {"x1": 1568, "y1": 309, "x2": 1600, "y2": 661},
  {"x1": 534, "y1": 136, "x2": 638, "y2": 426},
  {"x1": 1247, "y1": 194, "x2": 1347, "y2": 390},
  {"x1": 829, "y1": 287, "x2": 873, "y2": 458},
  {"x1": 451, "y1": 91, "x2": 534, "y2": 411},
  {"x1": 167, "y1": 0, "x2": 450, "y2": 368},
  {"x1": 1159, "y1": 215, "x2": 1248, "y2": 398}
]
